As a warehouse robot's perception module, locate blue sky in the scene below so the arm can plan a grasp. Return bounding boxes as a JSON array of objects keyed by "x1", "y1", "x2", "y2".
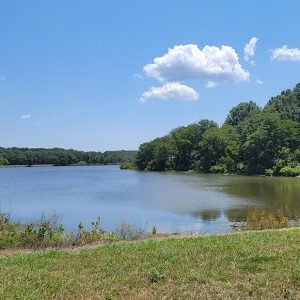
[{"x1": 0, "y1": 0, "x2": 300, "y2": 151}]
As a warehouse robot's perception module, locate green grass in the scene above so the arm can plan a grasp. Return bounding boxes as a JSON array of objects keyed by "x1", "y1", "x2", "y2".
[{"x1": 1, "y1": 229, "x2": 300, "y2": 299}]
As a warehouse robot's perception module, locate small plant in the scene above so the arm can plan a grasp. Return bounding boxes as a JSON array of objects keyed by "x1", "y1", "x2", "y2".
[
  {"x1": 0, "y1": 211, "x2": 18, "y2": 249},
  {"x1": 149, "y1": 269, "x2": 165, "y2": 283},
  {"x1": 19, "y1": 213, "x2": 66, "y2": 248},
  {"x1": 152, "y1": 226, "x2": 157, "y2": 235},
  {"x1": 76, "y1": 217, "x2": 105, "y2": 245},
  {"x1": 246, "y1": 208, "x2": 289, "y2": 230},
  {"x1": 115, "y1": 220, "x2": 147, "y2": 240}
]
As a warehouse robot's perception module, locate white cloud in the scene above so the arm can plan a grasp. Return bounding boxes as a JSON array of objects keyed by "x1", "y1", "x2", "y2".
[
  {"x1": 244, "y1": 37, "x2": 258, "y2": 62},
  {"x1": 140, "y1": 82, "x2": 199, "y2": 103},
  {"x1": 133, "y1": 73, "x2": 143, "y2": 79},
  {"x1": 143, "y1": 44, "x2": 249, "y2": 84},
  {"x1": 20, "y1": 114, "x2": 31, "y2": 119},
  {"x1": 256, "y1": 79, "x2": 263, "y2": 85},
  {"x1": 205, "y1": 81, "x2": 218, "y2": 88},
  {"x1": 271, "y1": 45, "x2": 300, "y2": 61}
]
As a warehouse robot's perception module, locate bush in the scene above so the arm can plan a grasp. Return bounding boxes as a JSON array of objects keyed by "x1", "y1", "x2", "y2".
[
  {"x1": 115, "y1": 220, "x2": 147, "y2": 240},
  {"x1": 75, "y1": 218, "x2": 107, "y2": 245},
  {"x1": 120, "y1": 162, "x2": 136, "y2": 170},
  {"x1": 72, "y1": 160, "x2": 88, "y2": 166},
  {"x1": 210, "y1": 164, "x2": 226, "y2": 174},
  {"x1": 0, "y1": 212, "x2": 18, "y2": 249},
  {"x1": 265, "y1": 168, "x2": 274, "y2": 176},
  {"x1": 19, "y1": 214, "x2": 66, "y2": 248},
  {"x1": 247, "y1": 208, "x2": 289, "y2": 230},
  {"x1": 0, "y1": 211, "x2": 155, "y2": 250},
  {"x1": 279, "y1": 165, "x2": 300, "y2": 177}
]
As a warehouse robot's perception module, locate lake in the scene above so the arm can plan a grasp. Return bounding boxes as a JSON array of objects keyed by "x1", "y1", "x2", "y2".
[{"x1": 0, "y1": 165, "x2": 299, "y2": 233}]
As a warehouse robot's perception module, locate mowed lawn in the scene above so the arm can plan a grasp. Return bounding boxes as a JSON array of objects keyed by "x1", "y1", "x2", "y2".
[{"x1": 1, "y1": 229, "x2": 300, "y2": 299}]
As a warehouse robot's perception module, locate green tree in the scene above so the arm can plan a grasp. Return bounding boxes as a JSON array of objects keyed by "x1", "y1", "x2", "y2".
[
  {"x1": 0, "y1": 154, "x2": 8, "y2": 165},
  {"x1": 197, "y1": 127, "x2": 228, "y2": 172},
  {"x1": 225, "y1": 101, "x2": 260, "y2": 126}
]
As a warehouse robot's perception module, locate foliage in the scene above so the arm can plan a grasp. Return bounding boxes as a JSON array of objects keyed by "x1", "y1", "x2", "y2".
[
  {"x1": 75, "y1": 218, "x2": 107, "y2": 245},
  {"x1": 0, "y1": 148, "x2": 137, "y2": 166},
  {"x1": 0, "y1": 154, "x2": 8, "y2": 165},
  {"x1": 151, "y1": 226, "x2": 157, "y2": 235},
  {"x1": 246, "y1": 209, "x2": 289, "y2": 230},
  {"x1": 264, "y1": 83, "x2": 300, "y2": 122},
  {"x1": 136, "y1": 83, "x2": 300, "y2": 176},
  {"x1": 225, "y1": 101, "x2": 261, "y2": 126},
  {"x1": 136, "y1": 136, "x2": 174, "y2": 171},
  {"x1": 19, "y1": 215, "x2": 67, "y2": 248},
  {"x1": 0, "y1": 212, "x2": 156, "y2": 250},
  {"x1": 119, "y1": 162, "x2": 136, "y2": 170},
  {"x1": 114, "y1": 220, "x2": 147, "y2": 240},
  {"x1": 0, "y1": 212, "x2": 18, "y2": 249},
  {"x1": 279, "y1": 165, "x2": 300, "y2": 177}
]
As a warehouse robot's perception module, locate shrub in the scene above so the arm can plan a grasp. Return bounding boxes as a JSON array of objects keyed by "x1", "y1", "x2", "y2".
[
  {"x1": 247, "y1": 208, "x2": 289, "y2": 230},
  {"x1": 0, "y1": 212, "x2": 18, "y2": 249},
  {"x1": 120, "y1": 162, "x2": 136, "y2": 170},
  {"x1": 19, "y1": 214, "x2": 66, "y2": 248},
  {"x1": 115, "y1": 220, "x2": 147, "y2": 240},
  {"x1": 265, "y1": 168, "x2": 274, "y2": 176},
  {"x1": 0, "y1": 212, "x2": 153, "y2": 249},
  {"x1": 152, "y1": 226, "x2": 157, "y2": 235},
  {"x1": 72, "y1": 160, "x2": 88, "y2": 166},
  {"x1": 279, "y1": 165, "x2": 300, "y2": 177},
  {"x1": 75, "y1": 217, "x2": 105, "y2": 245},
  {"x1": 210, "y1": 164, "x2": 226, "y2": 174}
]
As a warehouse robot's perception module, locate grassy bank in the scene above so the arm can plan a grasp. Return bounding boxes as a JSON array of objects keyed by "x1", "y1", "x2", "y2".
[{"x1": 1, "y1": 229, "x2": 300, "y2": 299}]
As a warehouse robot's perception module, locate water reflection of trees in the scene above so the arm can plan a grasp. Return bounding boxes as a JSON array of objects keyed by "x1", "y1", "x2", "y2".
[
  {"x1": 186, "y1": 177, "x2": 300, "y2": 223},
  {"x1": 190, "y1": 210, "x2": 221, "y2": 221},
  {"x1": 190, "y1": 208, "x2": 251, "y2": 222},
  {"x1": 224, "y1": 177, "x2": 300, "y2": 218}
]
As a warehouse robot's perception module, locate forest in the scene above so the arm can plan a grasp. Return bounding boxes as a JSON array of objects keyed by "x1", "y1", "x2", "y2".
[
  {"x1": 0, "y1": 148, "x2": 137, "y2": 166},
  {"x1": 135, "y1": 83, "x2": 300, "y2": 176}
]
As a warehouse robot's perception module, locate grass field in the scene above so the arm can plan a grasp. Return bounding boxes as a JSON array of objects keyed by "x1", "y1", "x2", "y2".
[{"x1": 1, "y1": 229, "x2": 300, "y2": 299}]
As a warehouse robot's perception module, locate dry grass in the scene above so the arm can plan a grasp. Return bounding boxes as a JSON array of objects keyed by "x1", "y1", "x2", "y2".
[{"x1": 247, "y1": 208, "x2": 289, "y2": 230}]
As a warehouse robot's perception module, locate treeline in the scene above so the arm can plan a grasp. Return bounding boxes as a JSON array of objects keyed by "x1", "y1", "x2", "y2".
[
  {"x1": 0, "y1": 147, "x2": 137, "y2": 166},
  {"x1": 136, "y1": 83, "x2": 300, "y2": 176}
]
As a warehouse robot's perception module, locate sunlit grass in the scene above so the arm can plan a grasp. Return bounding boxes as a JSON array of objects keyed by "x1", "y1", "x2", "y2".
[{"x1": 1, "y1": 229, "x2": 300, "y2": 299}]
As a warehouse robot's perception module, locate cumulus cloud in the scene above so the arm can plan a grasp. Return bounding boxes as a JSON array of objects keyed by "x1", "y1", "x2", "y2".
[
  {"x1": 140, "y1": 82, "x2": 199, "y2": 103},
  {"x1": 244, "y1": 37, "x2": 258, "y2": 62},
  {"x1": 143, "y1": 44, "x2": 249, "y2": 84},
  {"x1": 20, "y1": 114, "x2": 31, "y2": 119},
  {"x1": 256, "y1": 79, "x2": 263, "y2": 85},
  {"x1": 271, "y1": 45, "x2": 300, "y2": 61}
]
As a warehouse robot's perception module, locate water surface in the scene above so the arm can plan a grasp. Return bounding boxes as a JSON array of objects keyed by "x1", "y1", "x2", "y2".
[{"x1": 0, "y1": 165, "x2": 299, "y2": 233}]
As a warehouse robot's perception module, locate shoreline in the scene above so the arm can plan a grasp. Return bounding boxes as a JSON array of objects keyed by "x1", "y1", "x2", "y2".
[{"x1": 0, "y1": 226, "x2": 298, "y2": 257}]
